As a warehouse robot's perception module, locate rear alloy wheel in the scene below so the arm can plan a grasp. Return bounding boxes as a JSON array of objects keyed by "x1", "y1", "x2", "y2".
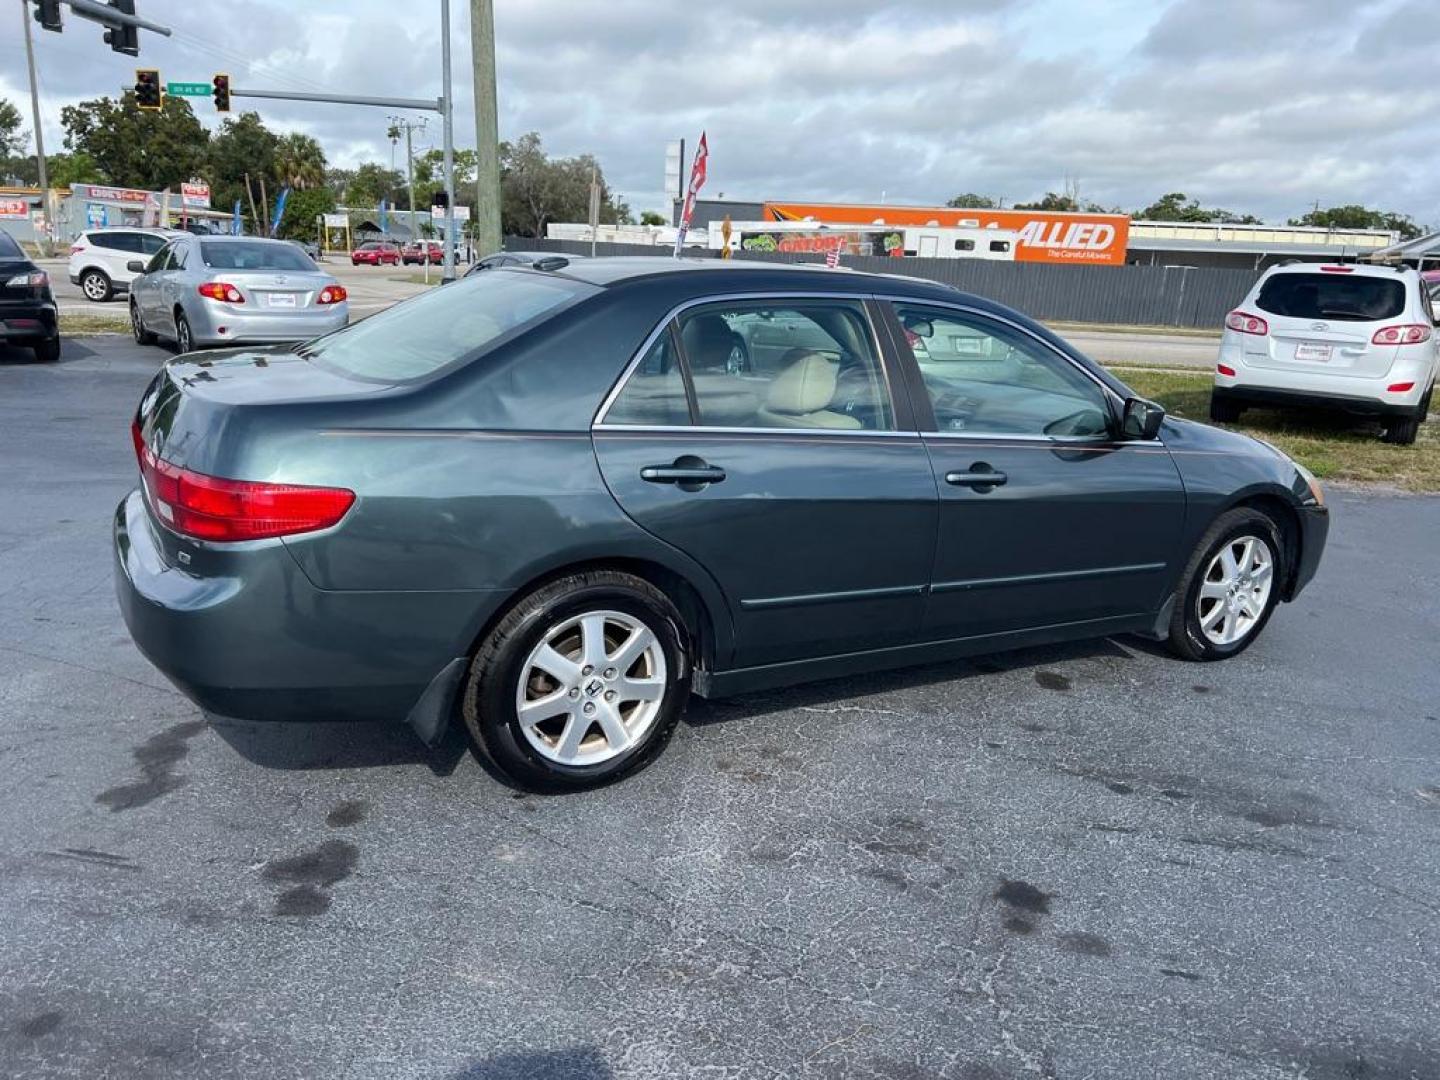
[
  {"x1": 131, "y1": 301, "x2": 156, "y2": 345},
  {"x1": 464, "y1": 571, "x2": 689, "y2": 791},
  {"x1": 174, "y1": 310, "x2": 194, "y2": 354},
  {"x1": 31, "y1": 337, "x2": 60, "y2": 363},
  {"x1": 1167, "y1": 508, "x2": 1284, "y2": 661},
  {"x1": 80, "y1": 269, "x2": 113, "y2": 303}
]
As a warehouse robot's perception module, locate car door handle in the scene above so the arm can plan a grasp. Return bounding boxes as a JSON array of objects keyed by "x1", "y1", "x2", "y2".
[
  {"x1": 640, "y1": 464, "x2": 726, "y2": 485},
  {"x1": 945, "y1": 466, "x2": 1008, "y2": 490}
]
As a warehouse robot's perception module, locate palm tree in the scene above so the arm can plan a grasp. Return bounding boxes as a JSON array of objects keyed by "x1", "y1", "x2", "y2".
[{"x1": 275, "y1": 132, "x2": 326, "y2": 190}]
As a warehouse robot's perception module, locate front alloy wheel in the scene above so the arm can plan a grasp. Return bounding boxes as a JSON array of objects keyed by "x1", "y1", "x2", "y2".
[
  {"x1": 1167, "y1": 507, "x2": 1284, "y2": 661},
  {"x1": 1195, "y1": 535, "x2": 1273, "y2": 646}
]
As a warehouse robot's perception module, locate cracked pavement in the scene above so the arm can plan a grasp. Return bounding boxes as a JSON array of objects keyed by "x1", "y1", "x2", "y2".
[{"x1": 1, "y1": 338, "x2": 1438, "y2": 1079}]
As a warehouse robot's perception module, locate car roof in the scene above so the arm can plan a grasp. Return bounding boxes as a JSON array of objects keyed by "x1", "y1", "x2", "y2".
[
  {"x1": 551, "y1": 255, "x2": 965, "y2": 301},
  {"x1": 84, "y1": 226, "x2": 183, "y2": 235}
]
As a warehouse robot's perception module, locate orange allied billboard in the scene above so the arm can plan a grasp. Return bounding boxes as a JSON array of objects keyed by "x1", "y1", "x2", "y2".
[{"x1": 763, "y1": 201, "x2": 1131, "y2": 266}]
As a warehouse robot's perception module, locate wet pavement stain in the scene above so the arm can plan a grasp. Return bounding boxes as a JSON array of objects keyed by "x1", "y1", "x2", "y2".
[
  {"x1": 1034, "y1": 671, "x2": 1072, "y2": 691},
  {"x1": 1192, "y1": 685, "x2": 1212, "y2": 694},
  {"x1": 1159, "y1": 968, "x2": 1203, "y2": 981},
  {"x1": 994, "y1": 878, "x2": 1052, "y2": 915},
  {"x1": 1003, "y1": 916, "x2": 1036, "y2": 935},
  {"x1": 262, "y1": 839, "x2": 359, "y2": 918},
  {"x1": 1057, "y1": 931, "x2": 1113, "y2": 957},
  {"x1": 18, "y1": 1011, "x2": 63, "y2": 1038},
  {"x1": 1106, "y1": 781, "x2": 1135, "y2": 795},
  {"x1": 325, "y1": 800, "x2": 369, "y2": 828},
  {"x1": 95, "y1": 720, "x2": 207, "y2": 812}
]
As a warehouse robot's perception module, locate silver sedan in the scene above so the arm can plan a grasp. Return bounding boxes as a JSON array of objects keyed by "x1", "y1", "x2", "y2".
[{"x1": 128, "y1": 235, "x2": 349, "y2": 352}]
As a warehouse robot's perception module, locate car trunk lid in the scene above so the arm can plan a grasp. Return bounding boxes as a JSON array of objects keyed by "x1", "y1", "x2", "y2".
[
  {"x1": 1244, "y1": 271, "x2": 1406, "y2": 379},
  {"x1": 203, "y1": 269, "x2": 336, "y2": 312}
]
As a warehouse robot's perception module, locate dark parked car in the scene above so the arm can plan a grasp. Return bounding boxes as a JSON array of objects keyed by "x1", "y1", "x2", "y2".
[
  {"x1": 0, "y1": 228, "x2": 60, "y2": 362},
  {"x1": 464, "y1": 250, "x2": 585, "y2": 277},
  {"x1": 116, "y1": 259, "x2": 1329, "y2": 791}
]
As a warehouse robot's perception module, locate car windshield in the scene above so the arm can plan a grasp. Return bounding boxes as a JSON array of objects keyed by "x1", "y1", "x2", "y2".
[
  {"x1": 299, "y1": 270, "x2": 592, "y2": 382},
  {"x1": 200, "y1": 241, "x2": 315, "y2": 272},
  {"x1": 1255, "y1": 272, "x2": 1406, "y2": 323}
]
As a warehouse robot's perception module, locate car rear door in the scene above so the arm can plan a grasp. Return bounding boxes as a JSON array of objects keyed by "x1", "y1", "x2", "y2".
[
  {"x1": 592, "y1": 295, "x2": 938, "y2": 670},
  {"x1": 880, "y1": 300, "x2": 1187, "y2": 642},
  {"x1": 1242, "y1": 269, "x2": 1409, "y2": 380}
]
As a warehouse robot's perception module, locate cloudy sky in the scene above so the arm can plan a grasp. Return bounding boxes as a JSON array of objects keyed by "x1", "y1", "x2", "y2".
[{"x1": 2, "y1": 0, "x2": 1436, "y2": 224}]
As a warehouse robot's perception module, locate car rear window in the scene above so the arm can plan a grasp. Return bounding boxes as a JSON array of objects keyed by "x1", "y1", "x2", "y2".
[
  {"x1": 299, "y1": 270, "x2": 592, "y2": 382},
  {"x1": 200, "y1": 241, "x2": 315, "y2": 271},
  {"x1": 0, "y1": 231, "x2": 22, "y2": 258},
  {"x1": 1255, "y1": 273, "x2": 1406, "y2": 323}
]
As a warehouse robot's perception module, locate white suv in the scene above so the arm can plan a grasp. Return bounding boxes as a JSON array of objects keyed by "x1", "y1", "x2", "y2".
[
  {"x1": 68, "y1": 228, "x2": 179, "y2": 303},
  {"x1": 1211, "y1": 262, "x2": 1438, "y2": 445}
]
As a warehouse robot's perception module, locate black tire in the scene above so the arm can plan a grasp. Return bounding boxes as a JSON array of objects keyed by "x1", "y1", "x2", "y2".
[
  {"x1": 1382, "y1": 386, "x2": 1429, "y2": 446},
  {"x1": 462, "y1": 571, "x2": 690, "y2": 792},
  {"x1": 80, "y1": 268, "x2": 113, "y2": 303},
  {"x1": 130, "y1": 301, "x2": 156, "y2": 346},
  {"x1": 1209, "y1": 393, "x2": 1243, "y2": 423},
  {"x1": 1166, "y1": 507, "x2": 1286, "y2": 662},
  {"x1": 31, "y1": 337, "x2": 61, "y2": 363},
  {"x1": 174, "y1": 309, "x2": 195, "y2": 354}
]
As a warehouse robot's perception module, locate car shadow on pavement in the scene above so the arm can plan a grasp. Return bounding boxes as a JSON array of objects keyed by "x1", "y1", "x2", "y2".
[
  {"x1": 0, "y1": 340, "x2": 95, "y2": 365},
  {"x1": 209, "y1": 717, "x2": 469, "y2": 777},
  {"x1": 449, "y1": 1047, "x2": 612, "y2": 1079},
  {"x1": 685, "y1": 635, "x2": 1140, "y2": 728}
]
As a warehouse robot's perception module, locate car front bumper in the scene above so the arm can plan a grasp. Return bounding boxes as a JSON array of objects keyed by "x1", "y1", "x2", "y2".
[
  {"x1": 0, "y1": 297, "x2": 59, "y2": 342},
  {"x1": 113, "y1": 489, "x2": 493, "y2": 724},
  {"x1": 1289, "y1": 503, "x2": 1329, "y2": 600},
  {"x1": 187, "y1": 302, "x2": 349, "y2": 347}
]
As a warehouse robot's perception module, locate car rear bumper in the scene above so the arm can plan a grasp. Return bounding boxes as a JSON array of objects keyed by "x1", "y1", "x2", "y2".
[
  {"x1": 1212, "y1": 384, "x2": 1422, "y2": 419},
  {"x1": 188, "y1": 303, "x2": 349, "y2": 347},
  {"x1": 0, "y1": 298, "x2": 59, "y2": 341},
  {"x1": 113, "y1": 489, "x2": 494, "y2": 724}
]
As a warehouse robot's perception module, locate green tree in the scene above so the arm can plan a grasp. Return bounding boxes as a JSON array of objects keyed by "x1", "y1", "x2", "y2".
[
  {"x1": 1136, "y1": 192, "x2": 1260, "y2": 224},
  {"x1": 345, "y1": 162, "x2": 406, "y2": 208},
  {"x1": 274, "y1": 132, "x2": 326, "y2": 190},
  {"x1": 499, "y1": 132, "x2": 627, "y2": 237},
  {"x1": 274, "y1": 185, "x2": 336, "y2": 241},
  {"x1": 207, "y1": 112, "x2": 280, "y2": 231},
  {"x1": 1013, "y1": 192, "x2": 1080, "y2": 212},
  {"x1": 946, "y1": 192, "x2": 997, "y2": 209},
  {"x1": 639, "y1": 210, "x2": 667, "y2": 226},
  {"x1": 1289, "y1": 204, "x2": 1422, "y2": 240},
  {"x1": 0, "y1": 98, "x2": 26, "y2": 159},
  {"x1": 61, "y1": 93, "x2": 208, "y2": 190},
  {"x1": 46, "y1": 152, "x2": 102, "y2": 188}
]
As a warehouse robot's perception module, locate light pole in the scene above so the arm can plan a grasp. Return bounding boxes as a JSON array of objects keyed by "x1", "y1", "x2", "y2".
[
  {"x1": 389, "y1": 115, "x2": 427, "y2": 245},
  {"x1": 20, "y1": 1, "x2": 52, "y2": 256}
]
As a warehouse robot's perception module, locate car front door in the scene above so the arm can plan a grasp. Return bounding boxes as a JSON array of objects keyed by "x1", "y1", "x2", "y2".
[
  {"x1": 133, "y1": 241, "x2": 173, "y2": 324},
  {"x1": 883, "y1": 301, "x2": 1187, "y2": 642},
  {"x1": 593, "y1": 295, "x2": 938, "y2": 670}
]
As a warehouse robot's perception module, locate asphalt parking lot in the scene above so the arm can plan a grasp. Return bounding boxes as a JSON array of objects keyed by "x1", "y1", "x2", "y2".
[{"x1": 2, "y1": 337, "x2": 1438, "y2": 1080}]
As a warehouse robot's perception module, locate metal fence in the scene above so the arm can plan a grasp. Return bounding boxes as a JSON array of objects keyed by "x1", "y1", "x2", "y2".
[{"x1": 505, "y1": 236, "x2": 1259, "y2": 330}]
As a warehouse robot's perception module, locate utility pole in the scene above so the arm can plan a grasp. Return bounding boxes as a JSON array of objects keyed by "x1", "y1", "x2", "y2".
[
  {"x1": 470, "y1": 0, "x2": 501, "y2": 257},
  {"x1": 21, "y1": 1, "x2": 53, "y2": 256},
  {"x1": 389, "y1": 115, "x2": 427, "y2": 245},
  {"x1": 440, "y1": 0, "x2": 456, "y2": 282}
]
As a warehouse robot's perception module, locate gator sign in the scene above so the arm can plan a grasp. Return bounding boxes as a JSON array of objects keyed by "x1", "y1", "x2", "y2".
[{"x1": 764, "y1": 202, "x2": 1131, "y2": 266}]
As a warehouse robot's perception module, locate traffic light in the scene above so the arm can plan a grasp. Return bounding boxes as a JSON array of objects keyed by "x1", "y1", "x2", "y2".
[
  {"x1": 104, "y1": 0, "x2": 139, "y2": 55},
  {"x1": 134, "y1": 69, "x2": 162, "y2": 111},
  {"x1": 33, "y1": 0, "x2": 63, "y2": 32},
  {"x1": 212, "y1": 74, "x2": 231, "y2": 113}
]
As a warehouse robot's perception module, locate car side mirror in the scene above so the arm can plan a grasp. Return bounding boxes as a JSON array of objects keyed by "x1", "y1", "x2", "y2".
[
  {"x1": 127, "y1": 260, "x2": 146, "y2": 273},
  {"x1": 1121, "y1": 396, "x2": 1165, "y2": 440}
]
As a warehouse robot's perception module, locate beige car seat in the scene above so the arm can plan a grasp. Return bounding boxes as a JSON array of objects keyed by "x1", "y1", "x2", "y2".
[{"x1": 756, "y1": 348, "x2": 863, "y2": 430}]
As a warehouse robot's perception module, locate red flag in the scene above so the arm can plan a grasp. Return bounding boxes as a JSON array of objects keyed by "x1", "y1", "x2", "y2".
[{"x1": 673, "y1": 132, "x2": 708, "y2": 257}]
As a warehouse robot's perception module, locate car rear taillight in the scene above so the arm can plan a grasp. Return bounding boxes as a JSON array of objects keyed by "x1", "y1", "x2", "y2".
[
  {"x1": 1387, "y1": 382, "x2": 1416, "y2": 393},
  {"x1": 4, "y1": 270, "x2": 48, "y2": 288},
  {"x1": 1371, "y1": 324, "x2": 1431, "y2": 345},
  {"x1": 1225, "y1": 311, "x2": 1268, "y2": 336},
  {"x1": 69, "y1": 244, "x2": 85, "y2": 255},
  {"x1": 1217, "y1": 364, "x2": 1237, "y2": 377},
  {"x1": 131, "y1": 420, "x2": 354, "y2": 542},
  {"x1": 317, "y1": 285, "x2": 347, "y2": 305},
  {"x1": 197, "y1": 282, "x2": 244, "y2": 303}
]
